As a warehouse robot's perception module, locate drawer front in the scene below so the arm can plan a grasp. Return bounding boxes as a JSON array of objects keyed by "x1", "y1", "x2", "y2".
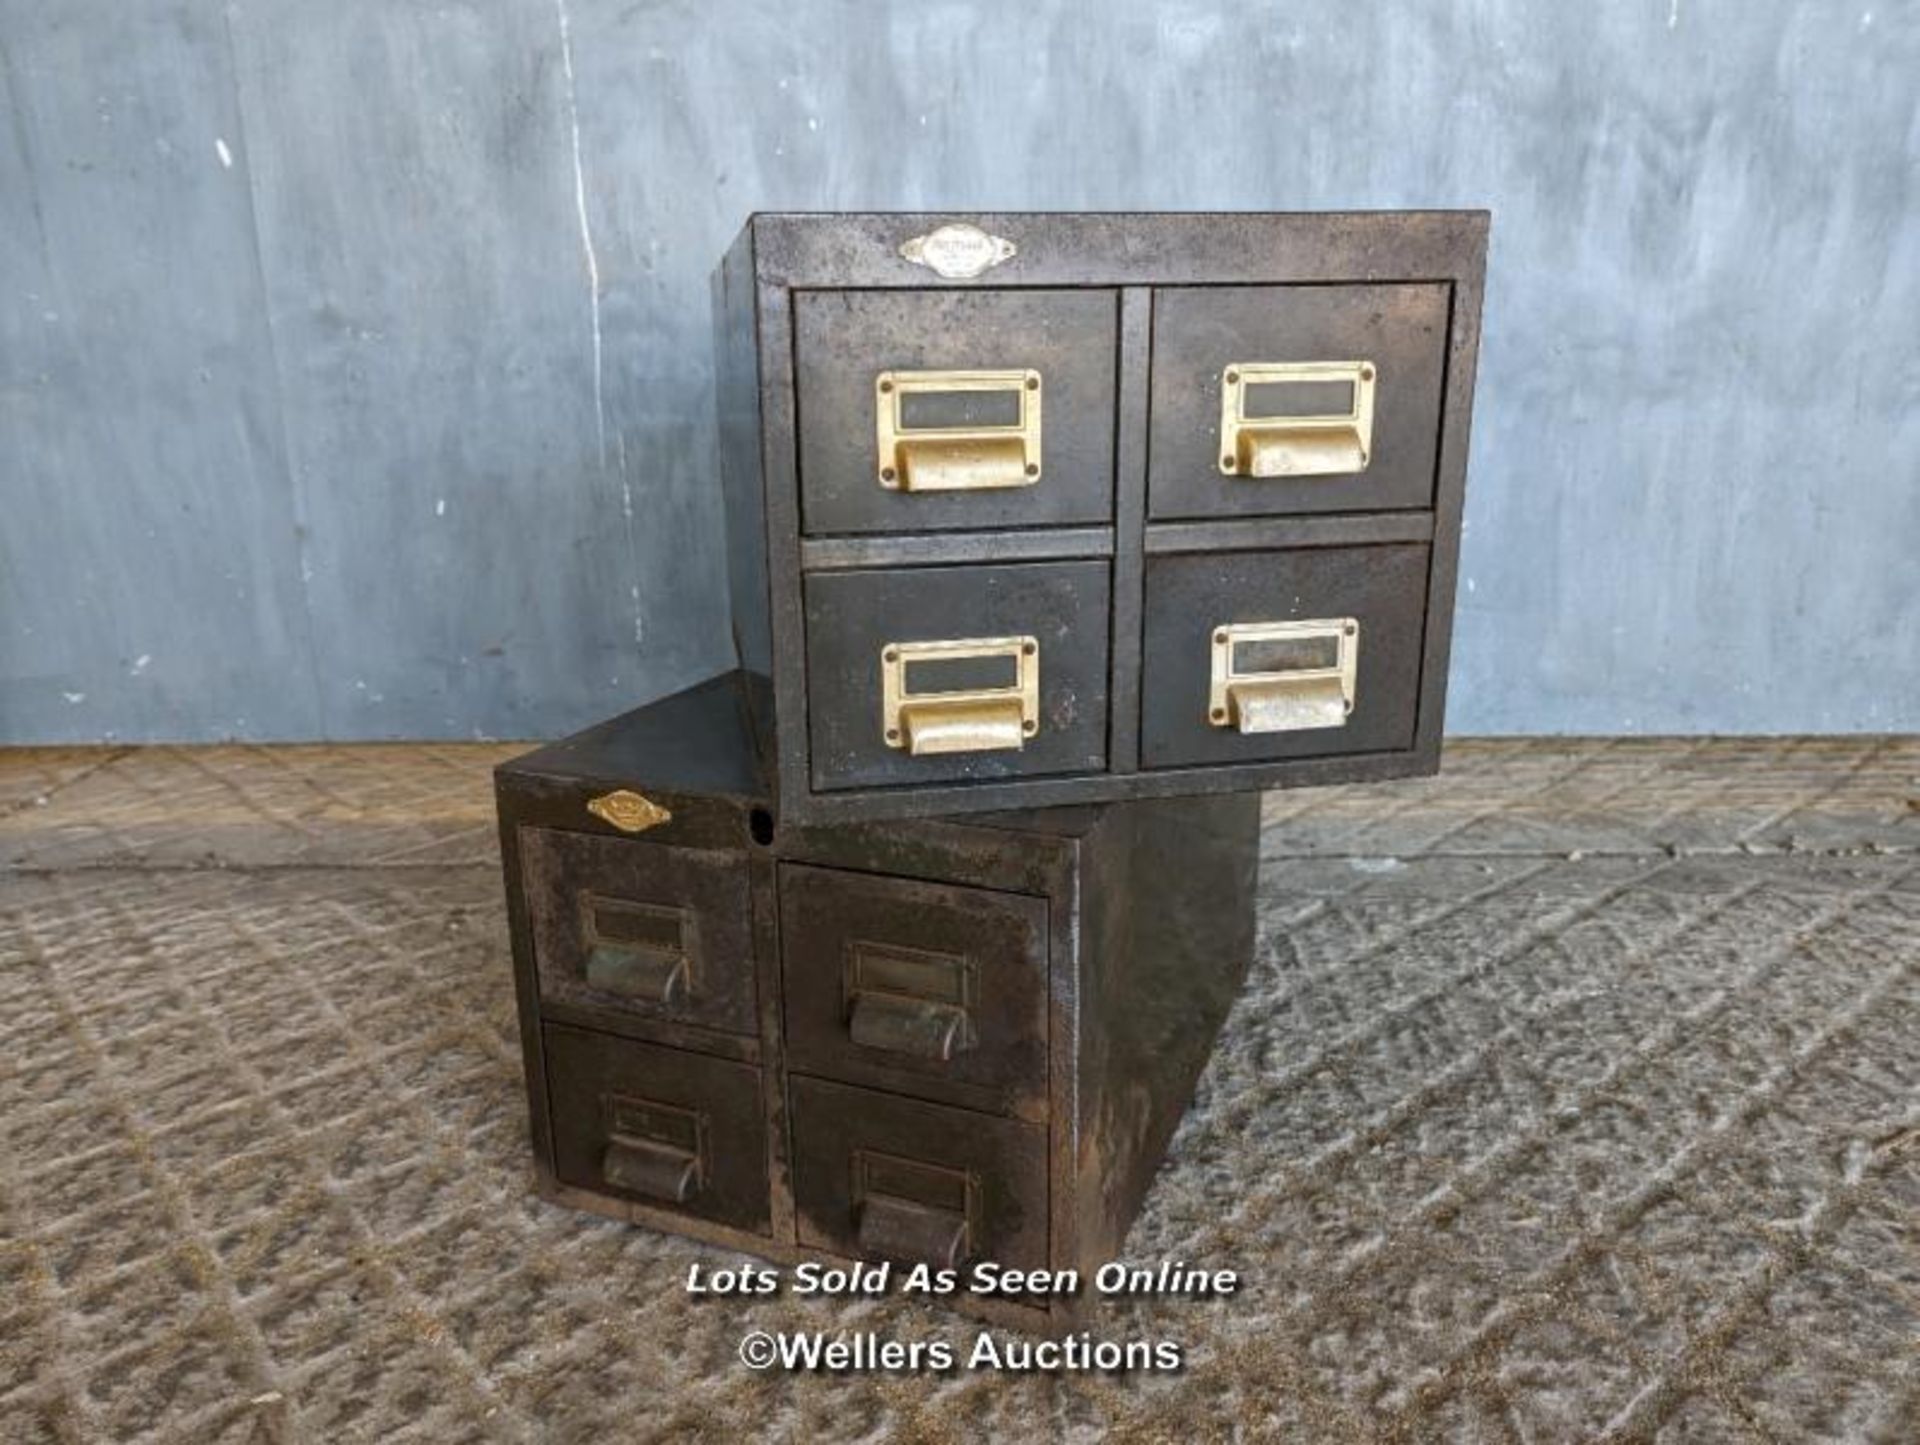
[
  {"x1": 544, "y1": 1024, "x2": 770, "y2": 1234},
  {"x1": 794, "y1": 288, "x2": 1118, "y2": 534},
  {"x1": 1148, "y1": 284, "x2": 1449, "y2": 519},
  {"x1": 1140, "y1": 544, "x2": 1430, "y2": 769},
  {"x1": 789, "y1": 1076, "x2": 1047, "y2": 1272},
  {"x1": 779, "y1": 864, "x2": 1048, "y2": 1117},
  {"x1": 522, "y1": 826, "x2": 756, "y2": 1036},
  {"x1": 804, "y1": 560, "x2": 1111, "y2": 791}
]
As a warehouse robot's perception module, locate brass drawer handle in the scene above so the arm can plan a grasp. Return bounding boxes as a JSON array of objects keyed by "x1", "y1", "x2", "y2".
[
  {"x1": 585, "y1": 789, "x2": 671, "y2": 834},
  {"x1": 602, "y1": 1136, "x2": 699, "y2": 1203},
  {"x1": 881, "y1": 636, "x2": 1039, "y2": 755},
  {"x1": 854, "y1": 1150, "x2": 974, "y2": 1269},
  {"x1": 581, "y1": 897, "x2": 692, "y2": 1006},
  {"x1": 845, "y1": 939, "x2": 976, "y2": 1062},
  {"x1": 1209, "y1": 618, "x2": 1358, "y2": 734},
  {"x1": 584, "y1": 944, "x2": 688, "y2": 1005},
  {"x1": 600, "y1": 1094, "x2": 705, "y2": 1204},
  {"x1": 858, "y1": 1194, "x2": 970, "y2": 1269},
  {"x1": 849, "y1": 993, "x2": 971, "y2": 1061},
  {"x1": 1219, "y1": 361, "x2": 1376, "y2": 478},
  {"x1": 875, "y1": 369, "x2": 1042, "y2": 492}
]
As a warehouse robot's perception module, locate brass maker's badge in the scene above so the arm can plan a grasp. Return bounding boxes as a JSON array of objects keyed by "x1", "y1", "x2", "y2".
[
  {"x1": 585, "y1": 789, "x2": 672, "y2": 835},
  {"x1": 899, "y1": 223, "x2": 1017, "y2": 279}
]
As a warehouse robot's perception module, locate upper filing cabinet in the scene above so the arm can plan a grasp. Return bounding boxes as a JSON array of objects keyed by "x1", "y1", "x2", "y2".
[{"x1": 715, "y1": 212, "x2": 1488, "y2": 824}]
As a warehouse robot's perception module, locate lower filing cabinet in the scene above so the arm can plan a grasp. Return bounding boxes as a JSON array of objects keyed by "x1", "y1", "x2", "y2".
[{"x1": 496, "y1": 671, "x2": 1260, "y2": 1327}]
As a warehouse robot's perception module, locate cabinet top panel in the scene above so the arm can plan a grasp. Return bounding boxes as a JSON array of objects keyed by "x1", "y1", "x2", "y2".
[{"x1": 731, "y1": 211, "x2": 1489, "y2": 290}]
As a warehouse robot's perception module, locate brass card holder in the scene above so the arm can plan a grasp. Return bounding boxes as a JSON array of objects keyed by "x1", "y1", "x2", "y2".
[
  {"x1": 875, "y1": 368, "x2": 1042, "y2": 492},
  {"x1": 881, "y1": 636, "x2": 1039, "y2": 755},
  {"x1": 600, "y1": 1094, "x2": 706, "y2": 1204},
  {"x1": 581, "y1": 895, "x2": 691, "y2": 1006},
  {"x1": 844, "y1": 940, "x2": 977, "y2": 1063},
  {"x1": 1209, "y1": 618, "x2": 1359, "y2": 734},
  {"x1": 1218, "y1": 361, "x2": 1376, "y2": 478},
  {"x1": 855, "y1": 1150, "x2": 975, "y2": 1269}
]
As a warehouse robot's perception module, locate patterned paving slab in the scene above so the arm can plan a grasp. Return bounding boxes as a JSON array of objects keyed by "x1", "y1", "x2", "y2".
[{"x1": 0, "y1": 739, "x2": 1914, "y2": 1442}]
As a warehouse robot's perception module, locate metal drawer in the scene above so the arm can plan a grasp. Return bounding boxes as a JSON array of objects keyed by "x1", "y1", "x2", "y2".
[
  {"x1": 522, "y1": 826, "x2": 756, "y2": 1036},
  {"x1": 789, "y1": 1075, "x2": 1048, "y2": 1272},
  {"x1": 1140, "y1": 544, "x2": 1430, "y2": 768},
  {"x1": 803, "y1": 559, "x2": 1111, "y2": 791},
  {"x1": 544, "y1": 1024, "x2": 770, "y2": 1235},
  {"x1": 1148, "y1": 284, "x2": 1450, "y2": 519},
  {"x1": 794, "y1": 288, "x2": 1118, "y2": 534},
  {"x1": 778, "y1": 864, "x2": 1048, "y2": 1119}
]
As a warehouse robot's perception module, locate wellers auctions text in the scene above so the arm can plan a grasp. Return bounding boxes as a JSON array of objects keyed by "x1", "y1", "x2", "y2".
[
  {"x1": 767, "y1": 1329, "x2": 1182, "y2": 1373},
  {"x1": 688, "y1": 1258, "x2": 1239, "y2": 1301}
]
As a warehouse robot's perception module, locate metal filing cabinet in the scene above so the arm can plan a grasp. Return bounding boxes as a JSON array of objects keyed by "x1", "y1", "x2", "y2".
[
  {"x1": 714, "y1": 211, "x2": 1487, "y2": 824},
  {"x1": 495, "y1": 672, "x2": 1261, "y2": 1328}
]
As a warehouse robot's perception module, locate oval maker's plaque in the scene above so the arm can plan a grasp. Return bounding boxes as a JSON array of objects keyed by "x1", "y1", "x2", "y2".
[{"x1": 899, "y1": 223, "x2": 1017, "y2": 279}]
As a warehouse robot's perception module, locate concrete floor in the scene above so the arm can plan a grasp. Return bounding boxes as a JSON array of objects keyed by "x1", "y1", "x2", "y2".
[{"x1": 0, "y1": 738, "x2": 1914, "y2": 1443}]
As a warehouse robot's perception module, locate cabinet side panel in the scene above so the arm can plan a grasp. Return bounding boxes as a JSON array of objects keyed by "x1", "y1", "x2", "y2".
[
  {"x1": 714, "y1": 224, "x2": 770, "y2": 678},
  {"x1": 1417, "y1": 218, "x2": 1490, "y2": 761},
  {"x1": 1072, "y1": 791, "x2": 1261, "y2": 1267},
  {"x1": 494, "y1": 768, "x2": 556, "y2": 1178}
]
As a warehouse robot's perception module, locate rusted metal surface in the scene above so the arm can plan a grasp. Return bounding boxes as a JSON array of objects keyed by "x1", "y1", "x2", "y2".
[
  {"x1": 789, "y1": 1076, "x2": 1050, "y2": 1273},
  {"x1": 493, "y1": 673, "x2": 1262, "y2": 1326},
  {"x1": 543, "y1": 1023, "x2": 771, "y2": 1235},
  {"x1": 779, "y1": 864, "x2": 1050, "y2": 1120},
  {"x1": 522, "y1": 826, "x2": 758, "y2": 1037},
  {"x1": 1072, "y1": 791, "x2": 1265, "y2": 1268}
]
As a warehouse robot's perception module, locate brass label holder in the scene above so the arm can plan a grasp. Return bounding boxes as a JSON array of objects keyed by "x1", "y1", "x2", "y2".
[
  {"x1": 586, "y1": 789, "x2": 671, "y2": 834},
  {"x1": 1208, "y1": 618, "x2": 1359, "y2": 734},
  {"x1": 580, "y1": 895, "x2": 692, "y2": 1006},
  {"x1": 875, "y1": 369, "x2": 1042, "y2": 493},
  {"x1": 1218, "y1": 360, "x2": 1376, "y2": 478},
  {"x1": 844, "y1": 940, "x2": 977, "y2": 1063},
  {"x1": 600, "y1": 1093, "x2": 707, "y2": 1204},
  {"x1": 854, "y1": 1149, "x2": 976, "y2": 1269},
  {"x1": 881, "y1": 636, "x2": 1040, "y2": 755}
]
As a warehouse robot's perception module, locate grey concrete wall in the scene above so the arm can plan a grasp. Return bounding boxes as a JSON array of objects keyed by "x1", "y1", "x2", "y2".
[{"x1": 3, "y1": 0, "x2": 1914, "y2": 743}]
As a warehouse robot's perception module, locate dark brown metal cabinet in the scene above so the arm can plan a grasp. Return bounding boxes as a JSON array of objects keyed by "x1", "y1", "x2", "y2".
[
  {"x1": 496, "y1": 673, "x2": 1260, "y2": 1327},
  {"x1": 715, "y1": 211, "x2": 1487, "y2": 825}
]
